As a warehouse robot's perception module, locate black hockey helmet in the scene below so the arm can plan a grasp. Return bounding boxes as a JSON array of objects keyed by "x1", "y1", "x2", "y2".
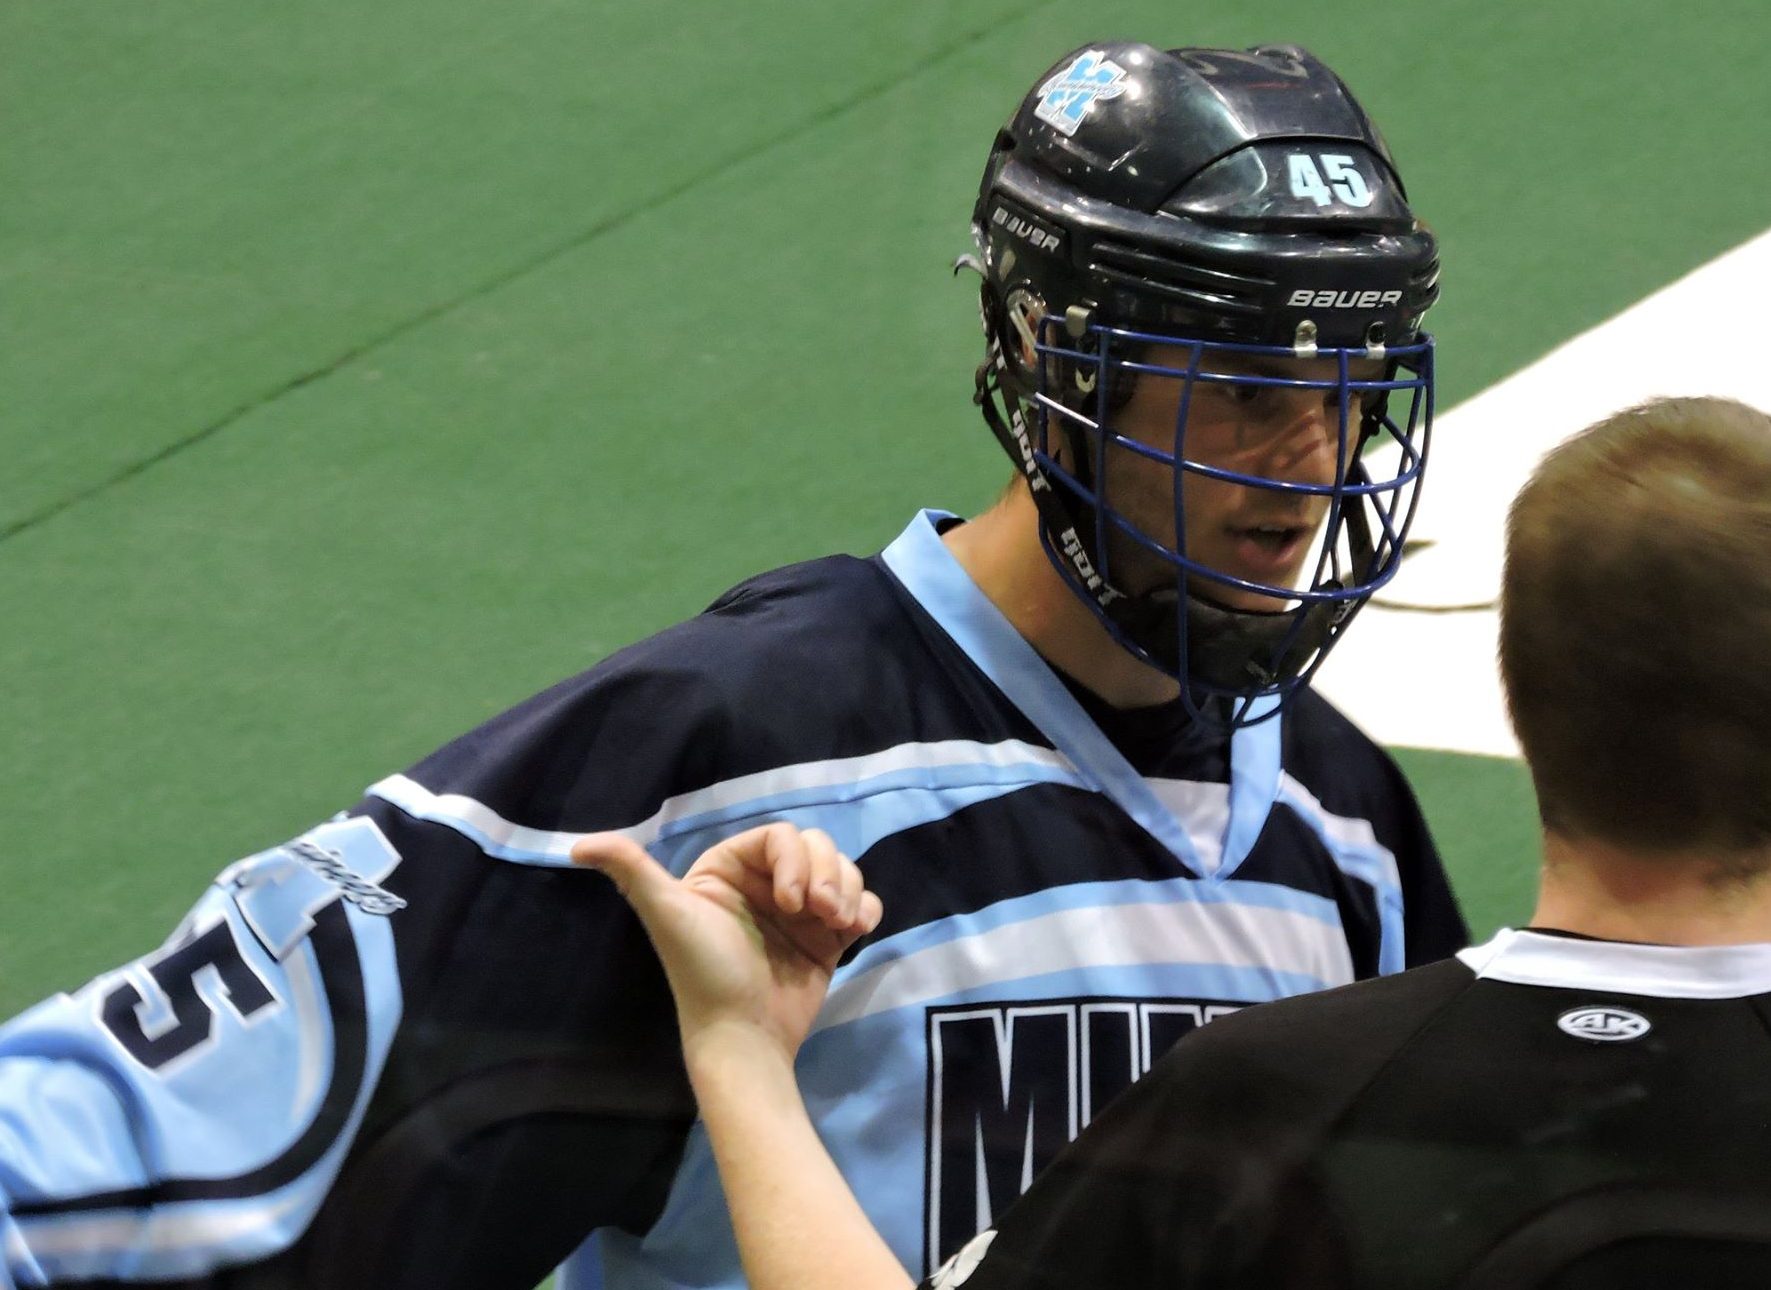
[{"x1": 964, "y1": 42, "x2": 1439, "y2": 729}]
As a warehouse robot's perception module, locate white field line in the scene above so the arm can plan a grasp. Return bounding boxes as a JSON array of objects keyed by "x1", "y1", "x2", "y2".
[{"x1": 1315, "y1": 228, "x2": 1771, "y2": 758}]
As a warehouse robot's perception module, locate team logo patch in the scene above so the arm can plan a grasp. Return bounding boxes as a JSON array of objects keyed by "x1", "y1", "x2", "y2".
[
  {"x1": 1557, "y1": 1004, "x2": 1652, "y2": 1043},
  {"x1": 1034, "y1": 50, "x2": 1128, "y2": 137}
]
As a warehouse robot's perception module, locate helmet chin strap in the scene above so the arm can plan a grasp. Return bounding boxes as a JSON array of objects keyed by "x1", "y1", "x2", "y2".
[
  {"x1": 1112, "y1": 587, "x2": 1347, "y2": 692},
  {"x1": 972, "y1": 322, "x2": 1377, "y2": 698}
]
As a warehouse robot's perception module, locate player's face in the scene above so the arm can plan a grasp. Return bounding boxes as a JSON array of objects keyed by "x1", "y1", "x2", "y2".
[{"x1": 1100, "y1": 346, "x2": 1383, "y2": 613}]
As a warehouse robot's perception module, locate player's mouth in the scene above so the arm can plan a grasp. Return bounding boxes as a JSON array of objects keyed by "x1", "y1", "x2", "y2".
[{"x1": 1225, "y1": 523, "x2": 1310, "y2": 581}]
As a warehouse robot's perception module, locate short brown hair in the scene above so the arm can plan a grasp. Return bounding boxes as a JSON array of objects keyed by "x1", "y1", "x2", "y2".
[{"x1": 1500, "y1": 396, "x2": 1771, "y2": 859}]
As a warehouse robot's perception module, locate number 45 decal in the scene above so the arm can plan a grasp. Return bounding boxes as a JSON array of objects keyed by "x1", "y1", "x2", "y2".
[{"x1": 1287, "y1": 153, "x2": 1374, "y2": 208}]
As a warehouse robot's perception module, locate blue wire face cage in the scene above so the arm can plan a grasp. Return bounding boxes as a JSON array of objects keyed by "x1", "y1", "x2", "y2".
[
  {"x1": 969, "y1": 40, "x2": 1442, "y2": 732},
  {"x1": 1013, "y1": 310, "x2": 1433, "y2": 730}
]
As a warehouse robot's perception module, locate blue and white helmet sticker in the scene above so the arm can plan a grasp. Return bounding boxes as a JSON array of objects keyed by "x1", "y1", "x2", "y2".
[{"x1": 1034, "y1": 50, "x2": 1128, "y2": 137}]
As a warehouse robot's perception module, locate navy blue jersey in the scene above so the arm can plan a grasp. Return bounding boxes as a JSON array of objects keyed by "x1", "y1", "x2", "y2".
[{"x1": 0, "y1": 512, "x2": 1464, "y2": 1288}]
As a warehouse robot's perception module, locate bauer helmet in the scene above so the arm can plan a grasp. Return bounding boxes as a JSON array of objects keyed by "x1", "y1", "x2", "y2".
[{"x1": 965, "y1": 41, "x2": 1438, "y2": 729}]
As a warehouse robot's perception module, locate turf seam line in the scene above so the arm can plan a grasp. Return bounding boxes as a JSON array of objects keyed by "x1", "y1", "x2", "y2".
[{"x1": 0, "y1": 6, "x2": 1043, "y2": 549}]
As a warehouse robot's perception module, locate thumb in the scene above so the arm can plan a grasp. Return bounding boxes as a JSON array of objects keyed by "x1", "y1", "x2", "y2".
[{"x1": 571, "y1": 832, "x2": 674, "y2": 913}]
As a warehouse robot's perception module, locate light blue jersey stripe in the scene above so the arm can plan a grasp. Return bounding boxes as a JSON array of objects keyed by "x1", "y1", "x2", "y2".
[
  {"x1": 838, "y1": 875, "x2": 1345, "y2": 983},
  {"x1": 644, "y1": 768, "x2": 1082, "y2": 875},
  {"x1": 370, "y1": 744, "x2": 1085, "y2": 870},
  {"x1": 1277, "y1": 773, "x2": 1408, "y2": 972}
]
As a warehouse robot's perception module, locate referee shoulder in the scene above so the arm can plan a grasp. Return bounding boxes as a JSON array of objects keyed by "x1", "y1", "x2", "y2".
[{"x1": 1141, "y1": 957, "x2": 1476, "y2": 1134}]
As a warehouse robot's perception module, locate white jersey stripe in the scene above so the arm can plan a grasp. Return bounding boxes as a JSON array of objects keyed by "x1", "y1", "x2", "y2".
[
  {"x1": 366, "y1": 775, "x2": 583, "y2": 862},
  {"x1": 1144, "y1": 778, "x2": 1229, "y2": 874},
  {"x1": 814, "y1": 897, "x2": 1356, "y2": 1031},
  {"x1": 367, "y1": 739, "x2": 1080, "y2": 863},
  {"x1": 619, "y1": 739, "x2": 1080, "y2": 846},
  {"x1": 371, "y1": 758, "x2": 1289, "y2": 882},
  {"x1": 369, "y1": 760, "x2": 1395, "y2": 923}
]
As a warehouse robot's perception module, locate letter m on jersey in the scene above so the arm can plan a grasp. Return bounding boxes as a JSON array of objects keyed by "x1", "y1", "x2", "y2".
[{"x1": 924, "y1": 996, "x2": 1239, "y2": 1269}]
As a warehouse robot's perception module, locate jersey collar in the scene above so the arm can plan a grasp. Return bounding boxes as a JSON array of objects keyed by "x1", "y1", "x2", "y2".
[
  {"x1": 880, "y1": 509, "x2": 1282, "y2": 880},
  {"x1": 1458, "y1": 927, "x2": 1771, "y2": 1000}
]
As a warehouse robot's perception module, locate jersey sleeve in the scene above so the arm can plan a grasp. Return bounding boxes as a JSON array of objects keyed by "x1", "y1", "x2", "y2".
[
  {"x1": 0, "y1": 611, "x2": 794, "y2": 1287},
  {"x1": 0, "y1": 815, "x2": 418, "y2": 1285}
]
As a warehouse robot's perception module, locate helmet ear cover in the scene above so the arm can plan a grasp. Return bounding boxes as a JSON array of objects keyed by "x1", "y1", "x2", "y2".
[
  {"x1": 979, "y1": 290, "x2": 1111, "y2": 525},
  {"x1": 985, "y1": 282, "x2": 1141, "y2": 458}
]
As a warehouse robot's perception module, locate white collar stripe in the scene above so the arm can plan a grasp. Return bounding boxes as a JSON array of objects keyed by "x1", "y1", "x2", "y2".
[{"x1": 1457, "y1": 928, "x2": 1771, "y2": 999}]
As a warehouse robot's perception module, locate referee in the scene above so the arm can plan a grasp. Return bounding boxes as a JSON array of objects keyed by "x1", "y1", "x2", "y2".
[{"x1": 583, "y1": 394, "x2": 1771, "y2": 1289}]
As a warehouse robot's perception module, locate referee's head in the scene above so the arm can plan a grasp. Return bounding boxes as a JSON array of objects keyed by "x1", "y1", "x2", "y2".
[{"x1": 1501, "y1": 396, "x2": 1771, "y2": 877}]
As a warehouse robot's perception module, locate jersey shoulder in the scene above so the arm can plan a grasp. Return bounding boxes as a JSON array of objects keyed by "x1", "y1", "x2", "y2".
[
  {"x1": 1280, "y1": 685, "x2": 1434, "y2": 843},
  {"x1": 391, "y1": 551, "x2": 1027, "y2": 832},
  {"x1": 604, "y1": 549, "x2": 1020, "y2": 754},
  {"x1": 1144, "y1": 958, "x2": 1476, "y2": 1130},
  {"x1": 1282, "y1": 687, "x2": 1413, "y2": 799},
  {"x1": 681, "y1": 551, "x2": 946, "y2": 701}
]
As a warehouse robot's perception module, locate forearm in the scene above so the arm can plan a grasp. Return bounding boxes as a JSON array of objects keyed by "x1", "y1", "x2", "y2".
[{"x1": 686, "y1": 1023, "x2": 914, "y2": 1290}]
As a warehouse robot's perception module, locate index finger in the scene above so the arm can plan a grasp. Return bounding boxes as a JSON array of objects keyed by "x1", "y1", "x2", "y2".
[{"x1": 689, "y1": 822, "x2": 811, "y2": 913}]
